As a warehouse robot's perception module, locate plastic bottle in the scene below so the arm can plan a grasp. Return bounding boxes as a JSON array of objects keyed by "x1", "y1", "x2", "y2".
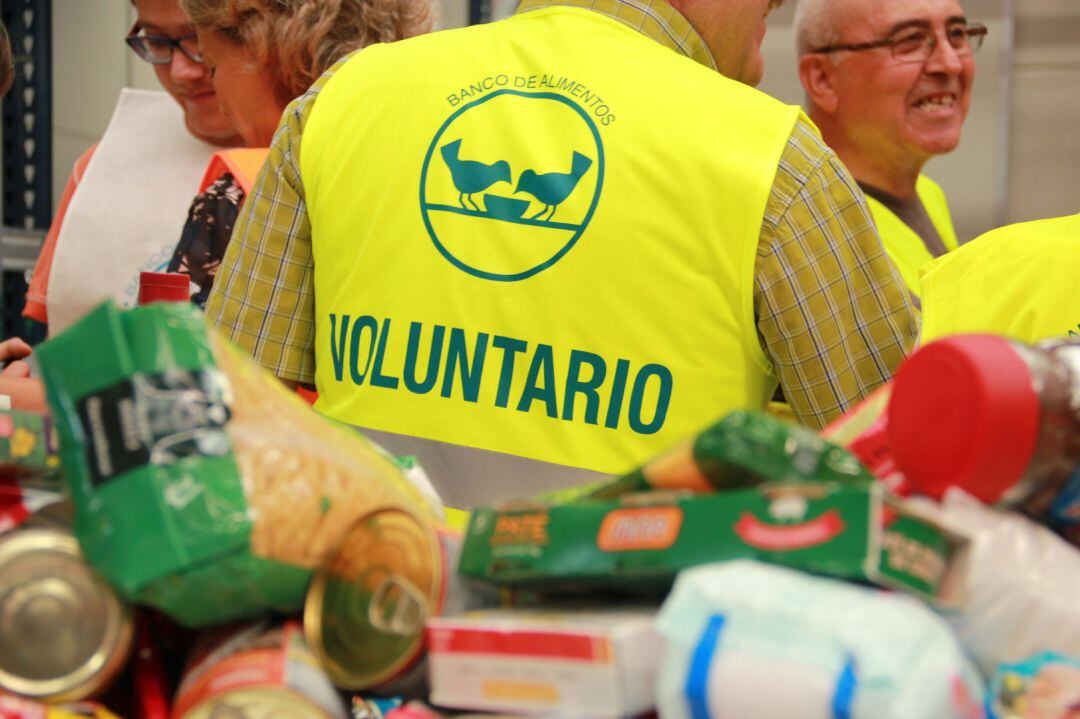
[{"x1": 887, "y1": 334, "x2": 1080, "y2": 525}]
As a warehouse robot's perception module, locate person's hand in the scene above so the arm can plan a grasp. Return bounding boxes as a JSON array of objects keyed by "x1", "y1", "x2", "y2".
[
  {"x1": 0, "y1": 337, "x2": 31, "y2": 362},
  {"x1": 0, "y1": 338, "x2": 32, "y2": 378}
]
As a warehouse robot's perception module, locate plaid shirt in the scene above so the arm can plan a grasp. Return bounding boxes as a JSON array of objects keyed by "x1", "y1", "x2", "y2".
[{"x1": 206, "y1": 0, "x2": 918, "y2": 428}]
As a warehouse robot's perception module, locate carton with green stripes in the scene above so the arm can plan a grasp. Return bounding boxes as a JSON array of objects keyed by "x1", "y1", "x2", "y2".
[{"x1": 460, "y1": 482, "x2": 969, "y2": 608}]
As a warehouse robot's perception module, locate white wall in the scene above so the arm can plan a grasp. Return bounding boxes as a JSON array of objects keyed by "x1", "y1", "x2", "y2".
[
  {"x1": 1007, "y1": 0, "x2": 1080, "y2": 224},
  {"x1": 47, "y1": 0, "x2": 1078, "y2": 240},
  {"x1": 50, "y1": 1, "x2": 156, "y2": 210}
]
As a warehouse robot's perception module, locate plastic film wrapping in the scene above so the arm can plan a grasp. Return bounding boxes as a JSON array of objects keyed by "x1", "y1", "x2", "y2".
[{"x1": 35, "y1": 301, "x2": 437, "y2": 627}]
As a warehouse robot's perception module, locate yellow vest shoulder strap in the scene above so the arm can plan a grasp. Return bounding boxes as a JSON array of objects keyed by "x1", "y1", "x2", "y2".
[
  {"x1": 866, "y1": 174, "x2": 958, "y2": 295},
  {"x1": 915, "y1": 175, "x2": 959, "y2": 251}
]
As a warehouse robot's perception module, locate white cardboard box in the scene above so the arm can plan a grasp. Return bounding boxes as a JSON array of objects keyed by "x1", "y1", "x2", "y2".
[{"x1": 427, "y1": 609, "x2": 661, "y2": 718}]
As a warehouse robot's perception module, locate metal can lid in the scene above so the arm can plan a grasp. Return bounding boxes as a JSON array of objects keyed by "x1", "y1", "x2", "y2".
[
  {"x1": 304, "y1": 507, "x2": 441, "y2": 691},
  {"x1": 179, "y1": 687, "x2": 332, "y2": 719},
  {"x1": 0, "y1": 529, "x2": 134, "y2": 701}
]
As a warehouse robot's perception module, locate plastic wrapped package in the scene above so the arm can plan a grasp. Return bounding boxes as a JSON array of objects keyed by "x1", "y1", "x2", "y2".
[
  {"x1": 586, "y1": 410, "x2": 872, "y2": 500},
  {"x1": 211, "y1": 336, "x2": 440, "y2": 569},
  {"x1": 912, "y1": 490, "x2": 1080, "y2": 677},
  {"x1": 34, "y1": 301, "x2": 439, "y2": 627},
  {"x1": 987, "y1": 652, "x2": 1080, "y2": 719},
  {"x1": 656, "y1": 560, "x2": 985, "y2": 719}
]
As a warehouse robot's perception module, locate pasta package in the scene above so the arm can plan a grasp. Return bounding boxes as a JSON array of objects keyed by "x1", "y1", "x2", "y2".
[{"x1": 34, "y1": 301, "x2": 436, "y2": 627}]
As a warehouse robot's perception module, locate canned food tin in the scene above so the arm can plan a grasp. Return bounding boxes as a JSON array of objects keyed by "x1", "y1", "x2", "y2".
[
  {"x1": 304, "y1": 508, "x2": 452, "y2": 691},
  {"x1": 0, "y1": 529, "x2": 133, "y2": 701},
  {"x1": 175, "y1": 688, "x2": 331, "y2": 719},
  {"x1": 172, "y1": 622, "x2": 346, "y2": 719},
  {"x1": 0, "y1": 692, "x2": 122, "y2": 718}
]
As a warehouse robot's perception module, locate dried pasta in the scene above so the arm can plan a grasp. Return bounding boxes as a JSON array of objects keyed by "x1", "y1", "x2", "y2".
[{"x1": 211, "y1": 336, "x2": 437, "y2": 569}]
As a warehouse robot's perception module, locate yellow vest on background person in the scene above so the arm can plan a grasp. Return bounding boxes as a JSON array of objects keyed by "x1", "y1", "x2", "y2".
[
  {"x1": 301, "y1": 7, "x2": 801, "y2": 477},
  {"x1": 920, "y1": 213, "x2": 1080, "y2": 345},
  {"x1": 866, "y1": 174, "x2": 960, "y2": 297},
  {"x1": 198, "y1": 148, "x2": 269, "y2": 194}
]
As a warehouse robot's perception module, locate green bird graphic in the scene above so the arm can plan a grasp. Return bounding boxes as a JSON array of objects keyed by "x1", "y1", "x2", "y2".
[
  {"x1": 515, "y1": 151, "x2": 593, "y2": 222},
  {"x1": 440, "y1": 139, "x2": 512, "y2": 212}
]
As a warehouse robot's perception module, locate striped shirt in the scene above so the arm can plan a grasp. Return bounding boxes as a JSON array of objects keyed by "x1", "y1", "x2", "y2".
[{"x1": 206, "y1": 0, "x2": 918, "y2": 429}]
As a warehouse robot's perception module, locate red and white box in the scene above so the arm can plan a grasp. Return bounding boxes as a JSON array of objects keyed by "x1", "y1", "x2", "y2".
[{"x1": 427, "y1": 609, "x2": 661, "y2": 718}]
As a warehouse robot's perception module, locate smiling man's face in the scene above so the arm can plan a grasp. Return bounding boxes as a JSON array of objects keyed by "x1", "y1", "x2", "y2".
[{"x1": 828, "y1": 0, "x2": 975, "y2": 165}]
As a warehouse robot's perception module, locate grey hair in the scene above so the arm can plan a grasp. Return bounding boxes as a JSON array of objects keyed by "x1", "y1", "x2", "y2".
[{"x1": 793, "y1": 0, "x2": 843, "y2": 56}]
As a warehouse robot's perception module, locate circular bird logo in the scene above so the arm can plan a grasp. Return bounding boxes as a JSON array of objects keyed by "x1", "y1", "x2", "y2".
[{"x1": 420, "y1": 90, "x2": 604, "y2": 281}]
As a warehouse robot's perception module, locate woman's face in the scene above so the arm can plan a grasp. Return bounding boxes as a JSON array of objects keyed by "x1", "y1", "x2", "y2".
[{"x1": 196, "y1": 30, "x2": 286, "y2": 147}]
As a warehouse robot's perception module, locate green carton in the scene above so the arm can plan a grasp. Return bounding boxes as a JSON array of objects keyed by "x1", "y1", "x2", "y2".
[
  {"x1": 34, "y1": 301, "x2": 310, "y2": 626},
  {"x1": 0, "y1": 409, "x2": 62, "y2": 488},
  {"x1": 460, "y1": 482, "x2": 969, "y2": 607}
]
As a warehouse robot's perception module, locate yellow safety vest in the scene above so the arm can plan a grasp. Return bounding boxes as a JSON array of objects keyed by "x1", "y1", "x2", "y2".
[
  {"x1": 920, "y1": 213, "x2": 1080, "y2": 344},
  {"x1": 866, "y1": 175, "x2": 959, "y2": 297},
  {"x1": 301, "y1": 7, "x2": 801, "y2": 475}
]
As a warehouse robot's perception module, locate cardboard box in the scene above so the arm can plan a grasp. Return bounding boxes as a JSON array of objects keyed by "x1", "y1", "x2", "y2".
[
  {"x1": 0, "y1": 410, "x2": 61, "y2": 488},
  {"x1": 427, "y1": 609, "x2": 661, "y2": 718},
  {"x1": 459, "y1": 482, "x2": 969, "y2": 608}
]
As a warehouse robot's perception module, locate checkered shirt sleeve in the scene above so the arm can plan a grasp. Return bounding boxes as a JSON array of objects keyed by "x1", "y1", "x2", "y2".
[
  {"x1": 203, "y1": 64, "x2": 340, "y2": 384},
  {"x1": 756, "y1": 118, "x2": 920, "y2": 428}
]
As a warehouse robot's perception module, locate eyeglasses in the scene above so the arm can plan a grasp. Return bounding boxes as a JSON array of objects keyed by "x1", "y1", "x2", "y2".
[
  {"x1": 125, "y1": 23, "x2": 203, "y2": 65},
  {"x1": 812, "y1": 22, "x2": 988, "y2": 64}
]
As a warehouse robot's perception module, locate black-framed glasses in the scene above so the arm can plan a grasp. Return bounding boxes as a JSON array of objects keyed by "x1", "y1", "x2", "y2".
[
  {"x1": 812, "y1": 22, "x2": 988, "y2": 64},
  {"x1": 125, "y1": 22, "x2": 203, "y2": 65}
]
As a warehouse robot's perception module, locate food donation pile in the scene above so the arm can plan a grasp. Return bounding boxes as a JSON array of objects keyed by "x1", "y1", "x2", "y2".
[{"x1": 0, "y1": 300, "x2": 1078, "y2": 719}]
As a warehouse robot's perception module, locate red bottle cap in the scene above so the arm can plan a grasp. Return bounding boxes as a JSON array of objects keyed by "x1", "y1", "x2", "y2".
[
  {"x1": 887, "y1": 334, "x2": 1041, "y2": 503},
  {"x1": 138, "y1": 272, "x2": 190, "y2": 305}
]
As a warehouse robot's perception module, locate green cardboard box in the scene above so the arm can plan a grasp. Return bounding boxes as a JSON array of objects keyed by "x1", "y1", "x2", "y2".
[
  {"x1": 0, "y1": 409, "x2": 62, "y2": 488},
  {"x1": 460, "y1": 482, "x2": 969, "y2": 608}
]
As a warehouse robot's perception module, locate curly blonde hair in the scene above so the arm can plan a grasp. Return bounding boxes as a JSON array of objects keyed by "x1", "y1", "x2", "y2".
[{"x1": 180, "y1": 0, "x2": 433, "y2": 102}]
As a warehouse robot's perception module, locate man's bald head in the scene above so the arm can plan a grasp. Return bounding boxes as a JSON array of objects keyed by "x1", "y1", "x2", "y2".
[{"x1": 793, "y1": 0, "x2": 847, "y2": 56}]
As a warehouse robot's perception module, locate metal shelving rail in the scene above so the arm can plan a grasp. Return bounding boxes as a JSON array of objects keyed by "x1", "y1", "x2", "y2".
[{"x1": 1, "y1": 0, "x2": 51, "y2": 344}]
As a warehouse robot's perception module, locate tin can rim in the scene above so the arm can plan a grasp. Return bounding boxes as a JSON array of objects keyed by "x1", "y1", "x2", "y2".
[
  {"x1": 178, "y1": 686, "x2": 336, "y2": 719},
  {"x1": 0, "y1": 529, "x2": 134, "y2": 701},
  {"x1": 304, "y1": 506, "x2": 441, "y2": 690}
]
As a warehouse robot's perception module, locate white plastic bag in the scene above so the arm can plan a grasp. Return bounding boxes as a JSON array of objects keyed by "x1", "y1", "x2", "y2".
[
  {"x1": 923, "y1": 490, "x2": 1080, "y2": 677},
  {"x1": 656, "y1": 560, "x2": 985, "y2": 719}
]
